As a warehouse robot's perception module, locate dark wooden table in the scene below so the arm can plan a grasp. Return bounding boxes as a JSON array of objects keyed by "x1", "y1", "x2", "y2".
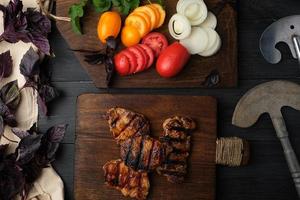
[{"x1": 40, "y1": 0, "x2": 300, "y2": 199}]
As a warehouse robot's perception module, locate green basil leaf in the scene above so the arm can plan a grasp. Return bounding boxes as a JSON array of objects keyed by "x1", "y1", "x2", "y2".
[
  {"x1": 125, "y1": 0, "x2": 139, "y2": 9},
  {"x1": 68, "y1": 0, "x2": 88, "y2": 35},
  {"x1": 92, "y1": 0, "x2": 112, "y2": 13},
  {"x1": 112, "y1": 0, "x2": 120, "y2": 6},
  {"x1": 117, "y1": 0, "x2": 139, "y2": 15}
]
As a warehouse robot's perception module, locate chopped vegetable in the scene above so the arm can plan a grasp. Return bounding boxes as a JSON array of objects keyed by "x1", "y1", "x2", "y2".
[
  {"x1": 176, "y1": 0, "x2": 208, "y2": 26},
  {"x1": 121, "y1": 25, "x2": 142, "y2": 47},
  {"x1": 142, "y1": 32, "x2": 168, "y2": 57},
  {"x1": 151, "y1": 4, "x2": 166, "y2": 28},
  {"x1": 168, "y1": 13, "x2": 191, "y2": 40},
  {"x1": 97, "y1": 11, "x2": 121, "y2": 43},
  {"x1": 114, "y1": 44, "x2": 155, "y2": 75},
  {"x1": 199, "y1": 11, "x2": 217, "y2": 29},
  {"x1": 121, "y1": 3, "x2": 166, "y2": 46},
  {"x1": 134, "y1": 5, "x2": 158, "y2": 30},
  {"x1": 198, "y1": 31, "x2": 221, "y2": 57},
  {"x1": 179, "y1": 27, "x2": 208, "y2": 54},
  {"x1": 125, "y1": 14, "x2": 149, "y2": 37}
]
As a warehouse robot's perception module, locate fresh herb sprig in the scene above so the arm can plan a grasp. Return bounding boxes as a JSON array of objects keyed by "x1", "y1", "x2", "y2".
[{"x1": 69, "y1": 0, "x2": 141, "y2": 35}]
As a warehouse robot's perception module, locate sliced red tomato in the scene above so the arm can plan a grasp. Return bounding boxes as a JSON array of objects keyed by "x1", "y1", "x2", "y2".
[
  {"x1": 139, "y1": 44, "x2": 154, "y2": 68},
  {"x1": 134, "y1": 45, "x2": 148, "y2": 71},
  {"x1": 114, "y1": 53, "x2": 130, "y2": 76},
  {"x1": 142, "y1": 32, "x2": 168, "y2": 57},
  {"x1": 122, "y1": 50, "x2": 138, "y2": 74},
  {"x1": 128, "y1": 46, "x2": 146, "y2": 73}
]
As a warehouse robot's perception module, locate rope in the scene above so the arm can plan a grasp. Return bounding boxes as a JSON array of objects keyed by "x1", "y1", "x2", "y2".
[{"x1": 216, "y1": 137, "x2": 246, "y2": 167}]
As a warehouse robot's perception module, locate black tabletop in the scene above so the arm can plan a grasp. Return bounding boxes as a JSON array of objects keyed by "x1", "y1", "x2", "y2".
[{"x1": 40, "y1": 0, "x2": 300, "y2": 199}]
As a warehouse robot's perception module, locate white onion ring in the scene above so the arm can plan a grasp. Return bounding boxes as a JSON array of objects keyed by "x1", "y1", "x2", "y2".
[
  {"x1": 168, "y1": 13, "x2": 192, "y2": 40},
  {"x1": 177, "y1": 0, "x2": 208, "y2": 26}
]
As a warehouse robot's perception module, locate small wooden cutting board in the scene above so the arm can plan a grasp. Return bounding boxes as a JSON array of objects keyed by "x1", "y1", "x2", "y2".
[
  {"x1": 76, "y1": 94, "x2": 217, "y2": 200},
  {"x1": 56, "y1": 0, "x2": 237, "y2": 88}
]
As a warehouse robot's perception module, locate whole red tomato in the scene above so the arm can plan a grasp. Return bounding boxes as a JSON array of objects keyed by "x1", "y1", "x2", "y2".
[{"x1": 156, "y1": 42, "x2": 190, "y2": 78}]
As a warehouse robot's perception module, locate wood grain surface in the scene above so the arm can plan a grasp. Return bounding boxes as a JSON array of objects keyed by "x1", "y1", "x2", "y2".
[
  {"x1": 56, "y1": 0, "x2": 237, "y2": 88},
  {"x1": 47, "y1": 0, "x2": 300, "y2": 199},
  {"x1": 75, "y1": 94, "x2": 217, "y2": 200}
]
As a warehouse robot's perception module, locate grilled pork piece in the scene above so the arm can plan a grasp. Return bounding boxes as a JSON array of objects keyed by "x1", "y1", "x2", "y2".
[
  {"x1": 157, "y1": 116, "x2": 196, "y2": 183},
  {"x1": 103, "y1": 159, "x2": 150, "y2": 200},
  {"x1": 106, "y1": 107, "x2": 150, "y2": 143},
  {"x1": 120, "y1": 135, "x2": 165, "y2": 171}
]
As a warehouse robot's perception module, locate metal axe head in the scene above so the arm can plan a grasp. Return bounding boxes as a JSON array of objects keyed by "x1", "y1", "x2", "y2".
[
  {"x1": 260, "y1": 15, "x2": 300, "y2": 64},
  {"x1": 232, "y1": 81, "x2": 300, "y2": 128}
]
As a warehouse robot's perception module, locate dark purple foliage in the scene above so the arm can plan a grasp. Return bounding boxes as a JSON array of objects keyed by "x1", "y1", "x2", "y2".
[
  {"x1": 0, "y1": 144, "x2": 8, "y2": 160},
  {"x1": 37, "y1": 83, "x2": 59, "y2": 116},
  {"x1": 20, "y1": 47, "x2": 40, "y2": 78},
  {"x1": 0, "y1": 80, "x2": 21, "y2": 111},
  {"x1": 46, "y1": 124, "x2": 66, "y2": 143},
  {"x1": 0, "y1": 0, "x2": 51, "y2": 54},
  {"x1": 16, "y1": 134, "x2": 43, "y2": 165},
  {"x1": 0, "y1": 51, "x2": 13, "y2": 78},
  {"x1": 11, "y1": 128, "x2": 30, "y2": 139},
  {"x1": 20, "y1": 48, "x2": 59, "y2": 116},
  {"x1": 0, "y1": 156, "x2": 25, "y2": 200},
  {"x1": 0, "y1": 81, "x2": 20, "y2": 136},
  {"x1": 0, "y1": 124, "x2": 67, "y2": 199}
]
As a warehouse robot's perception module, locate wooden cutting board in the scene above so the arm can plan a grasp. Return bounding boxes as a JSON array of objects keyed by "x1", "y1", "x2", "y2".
[
  {"x1": 76, "y1": 94, "x2": 217, "y2": 200},
  {"x1": 56, "y1": 0, "x2": 237, "y2": 88}
]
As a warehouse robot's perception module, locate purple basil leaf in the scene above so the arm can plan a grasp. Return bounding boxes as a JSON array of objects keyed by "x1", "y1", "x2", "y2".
[
  {"x1": 0, "y1": 50, "x2": 13, "y2": 78},
  {"x1": 0, "y1": 80, "x2": 20, "y2": 110},
  {"x1": 46, "y1": 124, "x2": 67, "y2": 143},
  {"x1": 11, "y1": 128, "x2": 30, "y2": 139},
  {"x1": 0, "y1": 157, "x2": 25, "y2": 200},
  {"x1": 39, "y1": 84, "x2": 59, "y2": 103},
  {"x1": 30, "y1": 32, "x2": 50, "y2": 55},
  {"x1": 20, "y1": 47, "x2": 40, "y2": 78},
  {"x1": 0, "y1": 116, "x2": 4, "y2": 136},
  {"x1": 46, "y1": 142, "x2": 59, "y2": 161},
  {"x1": 0, "y1": 0, "x2": 51, "y2": 54},
  {"x1": 0, "y1": 144, "x2": 8, "y2": 160},
  {"x1": 20, "y1": 159, "x2": 43, "y2": 184},
  {"x1": 37, "y1": 94, "x2": 47, "y2": 115},
  {"x1": 1, "y1": 105, "x2": 17, "y2": 128},
  {"x1": 16, "y1": 134, "x2": 43, "y2": 165},
  {"x1": 25, "y1": 9, "x2": 51, "y2": 35}
]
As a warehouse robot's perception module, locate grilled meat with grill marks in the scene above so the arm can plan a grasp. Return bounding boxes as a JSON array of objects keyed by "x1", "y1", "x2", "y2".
[
  {"x1": 157, "y1": 116, "x2": 196, "y2": 183},
  {"x1": 103, "y1": 159, "x2": 150, "y2": 200},
  {"x1": 106, "y1": 108, "x2": 150, "y2": 143},
  {"x1": 120, "y1": 135, "x2": 165, "y2": 171}
]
